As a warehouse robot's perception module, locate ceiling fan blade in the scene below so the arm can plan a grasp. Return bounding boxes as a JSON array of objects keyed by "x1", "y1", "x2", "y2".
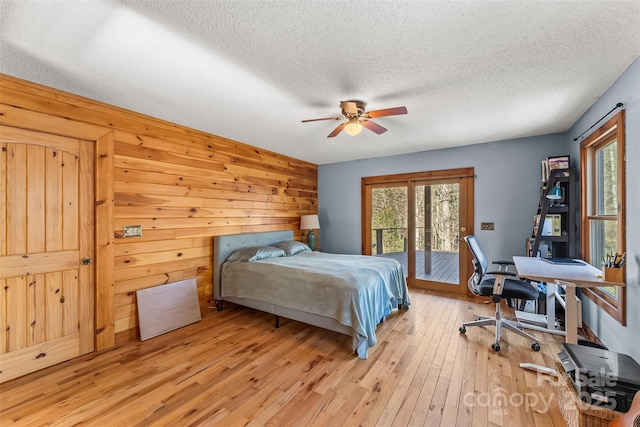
[
  {"x1": 327, "y1": 122, "x2": 346, "y2": 138},
  {"x1": 340, "y1": 101, "x2": 359, "y2": 115},
  {"x1": 365, "y1": 106, "x2": 408, "y2": 118},
  {"x1": 361, "y1": 120, "x2": 387, "y2": 135},
  {"x1": 301, "y1": 116, "x2": 342, "y2": 123}
]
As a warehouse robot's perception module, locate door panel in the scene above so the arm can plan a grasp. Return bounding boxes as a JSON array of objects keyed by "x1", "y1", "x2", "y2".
[
  {"x1": 414, "y1": 181, "x2": 460, "y2": 287},
  {"x1": 27, "y1": 145, "x2": 46, "y2": 253},
  {"x1": 26, "y1": 273, "x2": 46, "y2": 346},
  {"x1": 0, "y1": 125, "x2": 94, "y2": 383},
  {"x1": 370, "y1": 185, "x2": 408, "y2": 256}
]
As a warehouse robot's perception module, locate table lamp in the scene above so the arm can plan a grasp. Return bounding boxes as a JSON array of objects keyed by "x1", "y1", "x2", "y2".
[
  {"x1": 546, "y1": 182, "x2": 562, "y2": 200},
  {"x1": 546, "y1": 182, "x2": 562, "y2": 207},
  {"x1": 300, "y1": 214, "x2": 320, "y2": 250}
]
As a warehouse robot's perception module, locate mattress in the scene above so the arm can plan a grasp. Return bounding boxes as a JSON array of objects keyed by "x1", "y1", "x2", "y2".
[{"x1": 221, "y1": 250, "x2": 410, "y2": 358}]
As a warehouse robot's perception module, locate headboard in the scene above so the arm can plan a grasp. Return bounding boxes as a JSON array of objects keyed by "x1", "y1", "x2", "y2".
[{"x1": 212, "y1": 230, "x2": 294, "y2": 301}]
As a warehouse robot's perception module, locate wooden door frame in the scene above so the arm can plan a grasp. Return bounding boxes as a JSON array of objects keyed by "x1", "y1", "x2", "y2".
[
  {"x1": 361, "y1": 167, "x2": 475, "y2": 294},
  {"x1": 1, "y1": 104, "x2": 116, "y2": 351}
]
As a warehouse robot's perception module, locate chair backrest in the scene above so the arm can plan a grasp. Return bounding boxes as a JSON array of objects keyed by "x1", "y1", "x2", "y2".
[
  {"x1": 464, "y1": 235, "x2": 487, "y2": 296},
  {"x1": 464, "y1": 235, "x2": 488, "y2": 275}
]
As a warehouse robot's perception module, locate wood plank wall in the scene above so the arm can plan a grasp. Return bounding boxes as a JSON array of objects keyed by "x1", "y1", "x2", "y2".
[{"x1": 0, "y1": 74, "x2": 317, "y2": 344}]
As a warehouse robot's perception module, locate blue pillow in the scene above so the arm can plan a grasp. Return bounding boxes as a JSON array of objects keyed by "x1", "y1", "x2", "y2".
[
  {"x1": 274, "y1": 241, "x2": 311, "y2": 256},
  {"x1": 226, "y1": 246, "x2": 286, "y2": 262}
]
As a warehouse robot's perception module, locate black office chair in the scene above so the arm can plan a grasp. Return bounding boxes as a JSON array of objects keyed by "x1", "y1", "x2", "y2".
[{"x1": 459, "y1": 235, "x2": 541, "y2": 352}]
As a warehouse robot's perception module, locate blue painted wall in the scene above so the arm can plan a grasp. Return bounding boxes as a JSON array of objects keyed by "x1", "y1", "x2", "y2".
[
  {"x1": 567, "y1": 56, "x2": 639, "y2": 361},
  {"x1": 318, "y1": 133, "x2": 566, "y2": 263}
]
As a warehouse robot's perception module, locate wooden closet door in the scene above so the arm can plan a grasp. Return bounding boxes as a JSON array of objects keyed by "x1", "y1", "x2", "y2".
[{"x1": 0, "y1": 126, "x2": 95, "y2": 383}]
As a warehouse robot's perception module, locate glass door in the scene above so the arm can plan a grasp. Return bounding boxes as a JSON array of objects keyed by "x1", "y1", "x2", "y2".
[
  {"x1": 370, "y1": 184, "x2": 408, "y2": 259},
  {"x1": 413, "y1": 180, "x2": 462, "y2": 291},
  {"x1": 362, "y1": 169, "x2": 473, "y2": 294}
]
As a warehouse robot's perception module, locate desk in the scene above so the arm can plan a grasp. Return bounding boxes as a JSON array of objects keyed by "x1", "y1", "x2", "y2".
[{"x1": 512, "y1": 257, "x2": 625, "y2": 344}]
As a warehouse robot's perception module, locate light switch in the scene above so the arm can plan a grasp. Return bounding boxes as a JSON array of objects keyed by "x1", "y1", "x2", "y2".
[
  {"x1": 480, "y1": 222, "x2": 495, "y2": 231},
  {"x1": 123, "y1": 225, "x2": 143, "y2": 237}
]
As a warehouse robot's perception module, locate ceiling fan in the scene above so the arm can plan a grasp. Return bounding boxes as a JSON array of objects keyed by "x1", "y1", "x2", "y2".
[{"x1": 302, "y1": 100, "x2": 408, "y2": 138}]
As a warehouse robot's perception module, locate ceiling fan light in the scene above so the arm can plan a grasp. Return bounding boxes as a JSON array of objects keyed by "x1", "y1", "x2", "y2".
[{"x1": 344, "y1": 120, "x2": 363, "y2": 136}]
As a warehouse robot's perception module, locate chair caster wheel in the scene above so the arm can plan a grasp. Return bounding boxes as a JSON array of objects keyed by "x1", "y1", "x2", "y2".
[
  {"x1": 491, "y1": 343, "x2": 500, "y2": 352},
  {"x1": 459, "y1": 326, "x2": 466, "y2": 334},
  {"x1": 531, "y1": 343, "x2": 541, "y2": 352}
]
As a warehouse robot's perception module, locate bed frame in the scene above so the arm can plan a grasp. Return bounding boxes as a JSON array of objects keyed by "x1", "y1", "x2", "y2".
[{"x1": 213, "y1": 230, "x2": 352, "y2": 335}]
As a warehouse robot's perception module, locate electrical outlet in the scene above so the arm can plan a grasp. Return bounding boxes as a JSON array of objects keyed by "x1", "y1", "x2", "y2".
[
  {"x1": 123, "y1": 225, "x2": 143, "y2": 237},
  {"x1": 480, "y1": 222, "x2": 495, "y2": 231}
]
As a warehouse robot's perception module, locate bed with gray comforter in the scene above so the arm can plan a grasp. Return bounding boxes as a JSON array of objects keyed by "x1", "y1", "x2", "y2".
[{"x1": 213, "y1": 231, "x2": 410, "y2": 359}]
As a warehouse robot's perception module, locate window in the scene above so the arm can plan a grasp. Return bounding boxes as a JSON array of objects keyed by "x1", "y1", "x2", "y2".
[{"x1": 580, "y1": 110, "x2": 626, "y2": 324}]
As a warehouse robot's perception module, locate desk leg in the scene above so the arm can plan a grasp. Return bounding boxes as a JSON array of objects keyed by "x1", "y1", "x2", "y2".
[
  {"x1": 546, "y1": 282, "x2": 556, "y2": 331},
  {"x1": 561, "y1": 282, "x2": 578, "y2": 344}
]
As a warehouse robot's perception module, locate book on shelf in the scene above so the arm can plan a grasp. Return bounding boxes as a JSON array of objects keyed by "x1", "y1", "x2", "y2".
[
  {"x1": 534, "y1": 214, "x2": 561, "y2": 237},
  {"x1": 541, "y1": 159, "x2": 549, "y2": 182},
  {"x1": 527, "y1": 238, "x2": 552, "y2": 257},
  {"x1": 541, "y1": 156, "x2": 570, "y2": 182},
  {"x1": 547, "y1": 155, "x2": 570, "y2": 171}
]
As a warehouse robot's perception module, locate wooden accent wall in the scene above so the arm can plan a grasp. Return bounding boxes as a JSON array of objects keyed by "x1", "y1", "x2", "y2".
[{"x1": 0, "y1": 74, "x2": 317, "y2": 348}]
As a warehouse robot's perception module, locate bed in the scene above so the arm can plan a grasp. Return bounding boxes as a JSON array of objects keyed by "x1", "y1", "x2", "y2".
[{"x1": 213, "y1": 230, "x2": 410, "y2": 359}]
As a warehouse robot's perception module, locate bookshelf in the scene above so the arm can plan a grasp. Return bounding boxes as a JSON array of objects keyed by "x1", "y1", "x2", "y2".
[
  {"x1": 529, "y1": 167, "x2": 577, "y2": 259},
  {"x1": 517, "y1": 166, "x2": 578, "y2": 336}
]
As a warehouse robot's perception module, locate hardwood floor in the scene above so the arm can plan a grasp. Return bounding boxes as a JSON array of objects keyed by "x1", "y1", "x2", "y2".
[{"x1": 0, "y1": 289, "x2": 569, "y2": 426}]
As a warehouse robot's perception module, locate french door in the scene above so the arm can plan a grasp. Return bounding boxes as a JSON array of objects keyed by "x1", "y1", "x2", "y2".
[{"x1": 362, "y1": 168, "x2": 474, "y2": 293}]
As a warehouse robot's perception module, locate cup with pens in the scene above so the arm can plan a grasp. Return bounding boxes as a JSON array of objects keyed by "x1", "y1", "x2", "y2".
[{"x1": 603, "y1": 251, "x2": 625, "y2": 282}]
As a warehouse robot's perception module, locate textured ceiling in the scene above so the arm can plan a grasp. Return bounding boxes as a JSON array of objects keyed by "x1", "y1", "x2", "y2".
[{"x1": 1, "y1": 1, "x2": 639, "y2": 165}]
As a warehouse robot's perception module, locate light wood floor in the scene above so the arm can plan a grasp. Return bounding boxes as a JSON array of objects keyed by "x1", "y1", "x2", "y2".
[{"x1": 0, "y1": 289, "x2": 569, "y2": 426}]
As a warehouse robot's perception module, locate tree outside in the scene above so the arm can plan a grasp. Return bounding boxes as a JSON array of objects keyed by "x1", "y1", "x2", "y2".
[{"x1": 371, "y1": 184, "x2": 459, "y2": 254}]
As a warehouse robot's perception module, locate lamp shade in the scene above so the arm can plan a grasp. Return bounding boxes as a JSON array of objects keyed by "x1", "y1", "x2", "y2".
[
  {"x1": 546, "y1": 182, "x2": 562, "y2": 200},
  {"x1": 344, "y1": 120, "x2": 363, "y2": 136},
  {"x1": 300, "y1": 214, "x2": 320, "y2": 230}
]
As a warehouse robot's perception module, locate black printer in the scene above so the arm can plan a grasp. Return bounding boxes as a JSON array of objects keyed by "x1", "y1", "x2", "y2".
[{"x1": 558, "y1": 343, "x2": 640, "y2": 413}]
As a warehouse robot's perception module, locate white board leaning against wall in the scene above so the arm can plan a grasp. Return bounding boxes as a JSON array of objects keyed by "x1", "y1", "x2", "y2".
[{"x1": 136, "y1": 278, "x2": 202, "y2": 340}]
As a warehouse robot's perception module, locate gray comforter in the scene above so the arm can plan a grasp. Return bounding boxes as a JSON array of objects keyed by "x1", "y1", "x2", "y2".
[{"x1": 221, "y1": 251, "x2": 410, "y2": 359}]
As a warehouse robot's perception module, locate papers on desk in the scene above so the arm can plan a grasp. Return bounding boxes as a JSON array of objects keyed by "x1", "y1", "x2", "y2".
[{"x1": 541, "y1": 258, "x2": 583, "y2": 265}]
